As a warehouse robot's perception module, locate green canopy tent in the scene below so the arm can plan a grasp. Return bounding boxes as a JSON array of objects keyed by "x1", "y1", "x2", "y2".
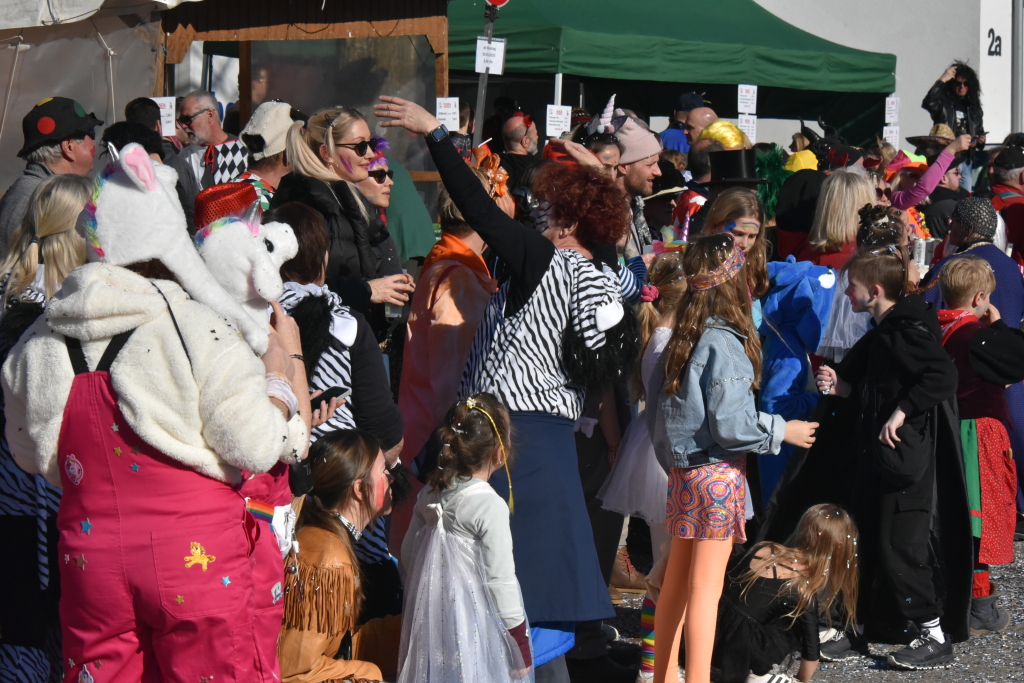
[{"x1": 448, "y1": 0, "x2": 897, "y2": 145}]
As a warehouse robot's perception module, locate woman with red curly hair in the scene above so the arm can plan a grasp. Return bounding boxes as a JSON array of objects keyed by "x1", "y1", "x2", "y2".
[{"x1": 377, "y1": 96, "x2": 633, "y2": 681}]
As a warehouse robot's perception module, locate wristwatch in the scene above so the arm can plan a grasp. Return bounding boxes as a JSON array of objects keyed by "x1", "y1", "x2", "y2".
[{"x1": 428, "y1": 124, "x2": 449, "y2": 142}]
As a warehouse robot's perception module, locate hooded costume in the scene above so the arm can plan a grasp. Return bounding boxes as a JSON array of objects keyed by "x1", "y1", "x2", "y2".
[
  {"x1": 756, "y1": 258, "x2": 835, "y2": 503},
  {"x1": 2, "y1": 144, "x2": 307, "y2": 682},
  {"x1": 759, "y1": 294, "x2": 972, "y2": 645}
]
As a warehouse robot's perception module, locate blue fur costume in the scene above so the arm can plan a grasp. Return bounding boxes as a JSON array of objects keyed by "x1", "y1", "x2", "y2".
[{"x1": 757, "y1": 257, "x2": 836, "y2": 503}]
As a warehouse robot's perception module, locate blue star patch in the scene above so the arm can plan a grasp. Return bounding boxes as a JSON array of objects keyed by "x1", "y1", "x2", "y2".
[{"x1": 80, "y1": 519, "x2": 93, "y2": 534}]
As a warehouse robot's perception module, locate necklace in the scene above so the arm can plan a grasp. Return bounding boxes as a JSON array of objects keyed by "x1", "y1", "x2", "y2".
[
  {"x1": 959, "y1": 240, "x2": 993, "y2": 254},
  {"x1": 334, "y1": 513, "x2": 362, "y2": 541}
]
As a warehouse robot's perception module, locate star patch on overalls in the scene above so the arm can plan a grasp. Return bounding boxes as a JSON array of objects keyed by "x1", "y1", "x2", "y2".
[
  {"x1": 65, "y1": 454, "x2": 84, "y2": 485},
  {"x1": 184, "y1": 542, "x2": 216, "y2": 571}
]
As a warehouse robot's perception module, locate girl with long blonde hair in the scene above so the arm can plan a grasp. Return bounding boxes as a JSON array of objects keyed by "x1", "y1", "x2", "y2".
[
  {"x1": 712, "y1": 504, "x2": 859, "y2": 683},
  {"x1": 0, "y1": 174, "x2": 90, "y2": 309},
  {"x1": 651, "y1": 234, "x2": 817, "y2": 683},
  {"x1": 702, "y1": 188, "x2": 769, "y2": 299}
]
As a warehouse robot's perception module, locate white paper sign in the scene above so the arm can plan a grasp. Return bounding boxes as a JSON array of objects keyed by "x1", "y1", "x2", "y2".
[
  {"x1": 737, "y1": 84, "x2": 757, "y2": 114},
  {"x1": 885, "y1": 96, "x2": 900, "y2": 124},
  {"x1": 475, "y1": 37, "x2": 507, "y2": 75},
  {"x1": 883, "y1": 125, "x2": 900, "y2": 147},
  {"x1": 546, "y1": 105, "x2": 572, "y2": 138},
  {"x1": 738, "y1": 114, "x2": 757, "y2": 144},
  {"x1": 436, "y1": 97, "x2": 460, "y2": 130},
  {"x1": 151, "y1": 96, "x2": 176, "y2": 137}
]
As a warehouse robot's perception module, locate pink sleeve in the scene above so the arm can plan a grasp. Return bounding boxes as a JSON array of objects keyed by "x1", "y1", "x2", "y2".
[{"x1": 890, "y1": 150, "x2": 954, "y2": 210}]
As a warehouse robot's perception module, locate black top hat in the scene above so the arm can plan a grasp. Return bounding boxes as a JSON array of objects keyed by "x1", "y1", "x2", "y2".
[
  {"x1": 706, "y1": 149, "x2": 766, "y2": 186},
  {"x1": 19, "y1": 96, "x2": 103, "y2": 157}
]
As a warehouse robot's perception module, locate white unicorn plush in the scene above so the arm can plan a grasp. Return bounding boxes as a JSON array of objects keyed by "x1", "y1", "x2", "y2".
[{"x1": 84, "y1": 143, "x2": 271, "y2": 353}]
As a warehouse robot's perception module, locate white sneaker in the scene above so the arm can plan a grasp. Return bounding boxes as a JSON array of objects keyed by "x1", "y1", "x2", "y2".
[{"x1": 746, "y1": 672, "x2": 794, "y2": 683}]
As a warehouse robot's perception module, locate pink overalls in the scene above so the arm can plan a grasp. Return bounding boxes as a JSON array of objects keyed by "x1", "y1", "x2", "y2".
[
  {"x1": 56, "y1": 330, "x2": 264, "y2": 682},
  {"x1": 238, "y1": 464, "x2": 292, "y2": 681}
]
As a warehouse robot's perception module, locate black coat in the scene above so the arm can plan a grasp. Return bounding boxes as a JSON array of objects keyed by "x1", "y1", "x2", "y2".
[
  {"x1": 270, "y1": 173, "x2": 404, "y2": 339},
  {"x1": 922, "y1": 80, "x2": 985, "y2": 144},
  {"x1": 759, "y1": 295, "x2": 972, "y2": 643}
]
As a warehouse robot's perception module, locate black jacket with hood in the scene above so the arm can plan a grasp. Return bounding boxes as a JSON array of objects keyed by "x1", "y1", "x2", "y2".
[
  {"x1": 271, "y1": 172, "x2": 404, "y2": 340},
  {"x1": 758, "y1": 294, "x2": 972, "y2": 643}
]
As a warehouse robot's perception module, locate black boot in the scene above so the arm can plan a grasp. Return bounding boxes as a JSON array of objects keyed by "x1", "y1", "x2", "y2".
[{"x1": 970, "y1": 581, "x2": 1012, "y2": 635}]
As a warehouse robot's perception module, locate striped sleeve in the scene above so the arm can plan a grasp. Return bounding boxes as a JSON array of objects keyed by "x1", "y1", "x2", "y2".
[{"x1": 571, "y1": 253, "x2": 624, "y2": 350}]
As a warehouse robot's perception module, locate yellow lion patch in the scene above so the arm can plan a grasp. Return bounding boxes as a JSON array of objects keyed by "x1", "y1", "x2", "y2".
[{"x1": 184, "y1": 542, "x2": 216, "y2": 571}]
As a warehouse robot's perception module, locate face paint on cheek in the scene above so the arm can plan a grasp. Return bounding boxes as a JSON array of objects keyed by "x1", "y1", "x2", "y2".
[{"x1": 374, "y1": 473, "x2": 389, "y2": 510}]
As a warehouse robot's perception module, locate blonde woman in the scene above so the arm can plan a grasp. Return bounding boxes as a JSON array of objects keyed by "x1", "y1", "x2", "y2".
[
  {"x1": 0, "y1": 170, "x2": 89, "y2": 683},
  {"x1": 0, "y1": 174, "x2": 90, "y2": 311},
  {"x1": 270, "y1": 106, "x2": 414, "y2": 336},
  {"x1": 796, "y1": 170, "x2": 875, "y2": 269}
]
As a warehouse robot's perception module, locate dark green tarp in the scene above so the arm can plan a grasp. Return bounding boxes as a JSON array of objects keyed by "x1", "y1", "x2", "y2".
[{"x1": 449, "y1": 0, "x2": 895, "y2": 94}]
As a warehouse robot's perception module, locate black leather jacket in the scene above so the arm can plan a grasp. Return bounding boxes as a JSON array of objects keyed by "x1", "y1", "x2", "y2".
[{"x1": 921, "y1": 80, "x2": 985, "y2": 147}]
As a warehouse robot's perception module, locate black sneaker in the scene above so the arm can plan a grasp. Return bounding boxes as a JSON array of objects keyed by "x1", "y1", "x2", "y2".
[
  {"x1": 819, "y1": 628, "x2": 867, "y2": 661},
  {"x1": 886, "y1": 634, "x2": 954, "y2": 670},
  {"x1": 1015, "y1": 514, "x2": 1024, "y2": 542}
]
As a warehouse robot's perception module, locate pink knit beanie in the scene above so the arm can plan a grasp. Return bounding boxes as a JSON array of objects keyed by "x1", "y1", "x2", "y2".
[{"x1": 617, "y1": 117, "x2": 662, "y2": 165}]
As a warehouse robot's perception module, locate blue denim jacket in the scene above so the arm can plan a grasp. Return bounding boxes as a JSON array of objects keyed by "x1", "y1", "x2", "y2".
[{"x1": 649, "y1": 319, "x2": 786, "y2": 469}]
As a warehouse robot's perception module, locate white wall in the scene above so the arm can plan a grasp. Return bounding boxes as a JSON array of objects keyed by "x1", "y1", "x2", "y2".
[
  {"x1": 754, "y1": 0, "x2": 988, "y2": 149},
  {"x1": 173, "y1": 41, "x2": 240, "y2": 116}
]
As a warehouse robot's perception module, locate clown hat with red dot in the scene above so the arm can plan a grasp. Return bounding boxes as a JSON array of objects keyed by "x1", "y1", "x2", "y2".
[{"x1": 18, "y1": 97, "x2": 103, "y2": 158}]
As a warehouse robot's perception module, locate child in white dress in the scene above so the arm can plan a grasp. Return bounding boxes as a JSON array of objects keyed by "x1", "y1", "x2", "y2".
[{"x1": 399, "y1": 392, "x2": 533, "y2": 682}]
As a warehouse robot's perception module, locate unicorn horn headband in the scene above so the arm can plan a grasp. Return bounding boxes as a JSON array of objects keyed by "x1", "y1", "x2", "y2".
[{"x1": 687, "y1": 242, "x2": 746, "y2": 291}]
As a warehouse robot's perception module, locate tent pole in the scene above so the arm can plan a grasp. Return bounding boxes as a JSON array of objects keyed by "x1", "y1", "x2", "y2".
[
  {"x1": 554, "y1": 73, "x2": 563, "y2": 106},
  {"x1": 472, "y1": 5, "x2": 499, "y2": 148},
  {"x1": 1014, "y1": 0, "x2": 1023, "y2": 133}
]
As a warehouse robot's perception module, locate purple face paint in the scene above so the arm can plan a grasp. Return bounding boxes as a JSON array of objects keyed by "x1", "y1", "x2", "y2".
[
  {"x1": 337, "y1": 155, "x2": 354, "y2": 174},
  {"x1": 723, "y1": 221, "x2": 737, "y2": 232}
]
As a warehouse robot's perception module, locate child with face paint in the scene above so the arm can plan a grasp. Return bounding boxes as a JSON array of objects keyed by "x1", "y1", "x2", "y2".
[
  {"x1": 814, "y1": 247, "x2": 967, "y2": 670},
  {"x1": 278, "y1": 429, "x2": 398, "y2": 683},
  {"x1": 399, "y1": 393, "x2": 533, "y2": 683},
  {"x1": 702, "y1": 188, "x2": 770, "y2": 329}
]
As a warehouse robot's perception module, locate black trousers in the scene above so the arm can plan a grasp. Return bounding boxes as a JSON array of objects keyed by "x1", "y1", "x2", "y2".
[{"x1": 856, "y1": 454, "x2": 942, "y2": 627}]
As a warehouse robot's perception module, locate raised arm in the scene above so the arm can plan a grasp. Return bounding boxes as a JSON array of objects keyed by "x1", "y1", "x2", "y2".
[{"x1": 375, "y1": 96, "x2": 554, "y2": 284}]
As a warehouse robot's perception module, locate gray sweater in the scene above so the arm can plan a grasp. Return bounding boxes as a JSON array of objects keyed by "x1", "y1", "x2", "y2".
[{"x1": 0, "y1": 162, "x2": 54, "y2": 259}]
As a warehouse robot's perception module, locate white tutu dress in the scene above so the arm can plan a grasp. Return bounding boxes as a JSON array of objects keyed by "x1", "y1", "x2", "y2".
[
  {"x1": 598, "y1": 327, "x2": 672, "y2": 524},
  {"x1": 399, "y1": 478, "x2": 534, "y2": 683}
]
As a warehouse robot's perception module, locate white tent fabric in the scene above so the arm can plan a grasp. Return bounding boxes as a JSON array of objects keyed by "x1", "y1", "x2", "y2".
[
  {"x1": 0, "y1": 0, "x2": 199, "y2": 31},
  {"x1": 0, "y1": 13, "x2": 162, "y2": 190}
]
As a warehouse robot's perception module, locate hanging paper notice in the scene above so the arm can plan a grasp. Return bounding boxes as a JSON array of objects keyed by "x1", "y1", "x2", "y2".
[
  {"x1": 885, "y1": 97, "x2": 900, "y2": 124},
  {"x1": 546, "y1": 105, "x2": 573, "y2": 138},
  {"x1": 883, "y1": 125, "x2": 900, "y2": 147},
  {"x1": 436, "y1": 97, "x2": 460, "y2": 129},
  {"x1": 738, "y1": 114, "x2": 757, "y2": 144},
  {"x1": 475, "y1": 37, "x2": 507, "y2": 75},
  {"x1": 151, "y1": 96, "x2": 176, "y2": 137},
  {"x1": 737, "y1": 85, "x2": 757, "y2": 114}
]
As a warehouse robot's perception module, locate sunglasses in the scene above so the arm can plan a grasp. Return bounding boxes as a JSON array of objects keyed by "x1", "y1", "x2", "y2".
[
  {"x1": 368, "y1": 169, "x2": 393, "y2": 184},
  {"x1": 336, "y1": 138, "x2": 379, "y2": 157},
  {"x1": 177, "y1": 108, "x2": 211, "y2": 127}
]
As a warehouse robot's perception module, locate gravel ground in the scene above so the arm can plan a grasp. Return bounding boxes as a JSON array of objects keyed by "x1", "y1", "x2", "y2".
[{"x1": 607, "y1": 540, "x2": 1024, "y2": 681}]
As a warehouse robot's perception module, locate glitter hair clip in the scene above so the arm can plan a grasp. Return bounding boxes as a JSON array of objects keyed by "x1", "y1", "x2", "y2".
[
  {"x1": 465, "y1": 397, "x2": 478, "y2": 409},
  {"x1": 688, "y1": 244, "x2": 746, "y2": 291}
]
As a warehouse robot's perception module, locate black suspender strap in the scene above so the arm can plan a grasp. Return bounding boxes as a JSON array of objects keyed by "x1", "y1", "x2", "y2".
[
  {"x1": 64, "y1": 336, "x2": 89, "y2": 375},
  {"x1": 64, "y1": 329, "x2": 135, "y2": 375}
]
